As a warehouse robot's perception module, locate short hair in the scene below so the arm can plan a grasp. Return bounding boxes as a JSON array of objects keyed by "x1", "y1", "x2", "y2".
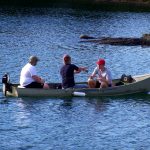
[
  {"x1": 29, "y1": 56, "x2": 39, "y2": 63},
  {"x1": 63, "y1": 54, "x2": 71, "y2": 64}
]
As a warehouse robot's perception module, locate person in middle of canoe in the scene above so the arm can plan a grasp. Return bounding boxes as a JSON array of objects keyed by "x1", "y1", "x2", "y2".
[
  {"x1": 60, "y1": 54, "x2": 87, "y2": 89},
  {"x1": 88, "y1": 59, "x2": 112, "y2": 88},
  {"x1": 20, "y1": 56, "x2": 49, "y2": 89}
]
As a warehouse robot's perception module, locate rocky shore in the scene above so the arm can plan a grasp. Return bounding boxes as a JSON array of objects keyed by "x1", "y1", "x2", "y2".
[
  {"x1": 80, "y1": 34, "x2": 150, "y2": 46},
  {"x1": 95, "y1": 0, "x2": 150, "y2": 6}
]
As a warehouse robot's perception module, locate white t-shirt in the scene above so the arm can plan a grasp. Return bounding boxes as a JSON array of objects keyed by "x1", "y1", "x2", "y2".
[
  {"x1": 20, "y1": 63, "x2": 37, "y2": 86},
  {"x1": 92, "y1": 67, "x2": 112, "y2": 84}
]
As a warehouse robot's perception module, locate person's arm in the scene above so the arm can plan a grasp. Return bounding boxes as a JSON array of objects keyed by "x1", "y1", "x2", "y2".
[
  {"x1": 89, "y1": 67, "x2": 97, "y2": 79},
  {"x1": 30, "y1": 66, "x2": 45, "y2": 84},
  {"x1": 73, "y1": 64, "x2": 87, "y2": 74},
  {"x1": 74, "y1": 67, "x2": 87, "y2": 74},
  {"x1": 32, "y1": 75, "x2": 45, "y2": 84},
  {"x1": 105, "y1": 70, "x2": 112, "y2": 84},
  {"x1": 98, "y1": 76, "x2": 107, "y2": 83},
  {"x1": 97, "y1": 70, "x2": 112, "y2": 84}
]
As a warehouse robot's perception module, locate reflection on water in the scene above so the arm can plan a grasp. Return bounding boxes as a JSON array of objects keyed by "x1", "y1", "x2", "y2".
[
  {"x1": 1, "y1": 95, "x2": 150, "y2": 149},
  {"x1": 86, "y1": 97, "x2": 109, "y2": 112},
  {"x1": 61, "y1": 99, "x2": 73, "y2": 109},
  {"x1": 13, "y1": 98, "x2": 31, "y2": 128}
]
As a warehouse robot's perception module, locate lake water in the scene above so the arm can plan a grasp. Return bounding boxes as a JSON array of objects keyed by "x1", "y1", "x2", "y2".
[{"x1": 0, "y1": 7, "x2": 150, "y2": 150}]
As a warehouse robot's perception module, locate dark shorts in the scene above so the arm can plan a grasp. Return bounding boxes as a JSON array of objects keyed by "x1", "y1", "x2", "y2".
[
  {"x1": 96, "y1": 81, "x2": 101, "y2": 88},
  {"x1": 25, "y1": 82, "x2": 44, "y2": 88},
  {"x1": 95, "y1": 81, "x2": 111, "y2": 88}
]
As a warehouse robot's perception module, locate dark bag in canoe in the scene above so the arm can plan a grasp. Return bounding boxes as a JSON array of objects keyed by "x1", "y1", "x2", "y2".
[
  {"x1": 120, "y1": 74, "x2": 134, "y2": 83},
  {"x1": 115, "y1": 74, "x2": 134, "y2": 86}
]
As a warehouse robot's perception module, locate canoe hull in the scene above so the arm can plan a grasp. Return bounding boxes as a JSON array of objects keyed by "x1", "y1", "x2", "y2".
[{"x1": 3, "y1": 74, "x2": 150, "y2": 97}]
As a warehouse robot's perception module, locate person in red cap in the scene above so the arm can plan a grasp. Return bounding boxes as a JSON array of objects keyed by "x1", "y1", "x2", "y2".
[
  {"x1": 88, "y1": 58, "x2": 112, "y2": 88},
  {"x1": 60, "y1": 54, "x2": 87, "y2": 89}
]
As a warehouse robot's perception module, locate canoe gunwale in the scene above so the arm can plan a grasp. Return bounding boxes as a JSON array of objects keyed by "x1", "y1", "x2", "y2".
[{"x1": 3, "y1": 74, "x2": 150, "y2": 97}]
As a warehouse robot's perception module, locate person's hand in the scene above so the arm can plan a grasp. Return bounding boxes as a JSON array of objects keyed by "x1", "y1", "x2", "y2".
[
  {"x1": 89, "y1": 75, "x2": 97, "y2": 79},
  {"x1": 97, "y1": 76, "x2": 105, "y2": 82},
  {"x1": 89, "y1": 75, "x2": 93, "y2": 79},
  {"x1": 82, "y1": 67, "x2": 88, "y2": 72}
]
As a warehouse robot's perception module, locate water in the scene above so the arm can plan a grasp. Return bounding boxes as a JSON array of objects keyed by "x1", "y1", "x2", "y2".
[{"x1": 0, "y1": 8, "x2": 150, "y2": 150}]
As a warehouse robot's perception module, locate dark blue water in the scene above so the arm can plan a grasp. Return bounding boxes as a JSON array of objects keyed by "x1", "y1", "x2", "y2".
[{"x1": 0, "y1": 8, "x2": 150, "y2": 150}]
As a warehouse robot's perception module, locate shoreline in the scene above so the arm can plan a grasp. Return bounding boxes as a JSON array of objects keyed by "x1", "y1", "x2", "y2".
[{"x1": 0, "y1": 0, "x2": 150, "y2": 12}]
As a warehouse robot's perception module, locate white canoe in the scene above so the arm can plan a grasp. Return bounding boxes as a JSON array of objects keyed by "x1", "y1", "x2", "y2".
[{"x1": 2, "y1": 74, "x2": 150, "y2": 97}]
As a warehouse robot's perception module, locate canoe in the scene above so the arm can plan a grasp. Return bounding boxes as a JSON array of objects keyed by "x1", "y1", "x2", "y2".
[{"x1": 2, "y1": 74, "x2": 150, "y2": 97}]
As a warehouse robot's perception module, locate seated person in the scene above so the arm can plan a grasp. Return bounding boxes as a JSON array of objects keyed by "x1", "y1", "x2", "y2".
[
  {"x1": 20, "y1": 56, "x2": 49, "y2": 89},
  {"x1": 88, "y1": 59, "x2": 112, "y2": 88},
  {"x1": 60, "y1": 54, "x2": 87, "y2": 89}
]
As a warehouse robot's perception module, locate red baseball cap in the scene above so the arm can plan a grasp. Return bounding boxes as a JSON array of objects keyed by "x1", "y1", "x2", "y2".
[{"x1": 96, "y1": 59, "x2": 105, "y2": 65}]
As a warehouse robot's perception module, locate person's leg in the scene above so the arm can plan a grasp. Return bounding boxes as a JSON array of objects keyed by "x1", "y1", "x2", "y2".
[
  {"x1": 100, "y1": 82, "x2": 108, "y2": 88},
  {"x1": 43, "y1": 83, "x2": 49, "y2": 89},
  {"x1": 100, "y1": 82, "x2": 112, "y2": 88},
  {"x1": 88, "y1": 79, "x2": 96, "y2": 88}
]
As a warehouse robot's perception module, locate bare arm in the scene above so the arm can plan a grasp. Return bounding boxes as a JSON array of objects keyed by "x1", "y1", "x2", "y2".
[
  {"x1": 89, "y1": 68, "x2": 97, "y2": 79},
  {"x1": 97, "y1": 70, "x2": 112, "y2": 85},
  {"x1": 74, "y1": 67, "x2": 87, "y2": 74},
  {"x1": 32, "y1": 75, "x2": 45, "y2": 84},
  {"x1": 97, "y1": 76, "x2": 108, "y2": 83}
]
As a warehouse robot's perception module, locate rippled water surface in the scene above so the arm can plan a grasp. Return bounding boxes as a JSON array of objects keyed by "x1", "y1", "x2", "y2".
[{"x1": 0, "y1": 8, "x2": 150, "y2": 150}]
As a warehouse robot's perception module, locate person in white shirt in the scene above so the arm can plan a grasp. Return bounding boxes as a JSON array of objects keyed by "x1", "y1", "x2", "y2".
[
  {"x1": 20, "y1": 56, "x2": 49, "y2": 89},
  {"x1": 88, "y1": 59, "x2": 112, "y2": 88}
]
